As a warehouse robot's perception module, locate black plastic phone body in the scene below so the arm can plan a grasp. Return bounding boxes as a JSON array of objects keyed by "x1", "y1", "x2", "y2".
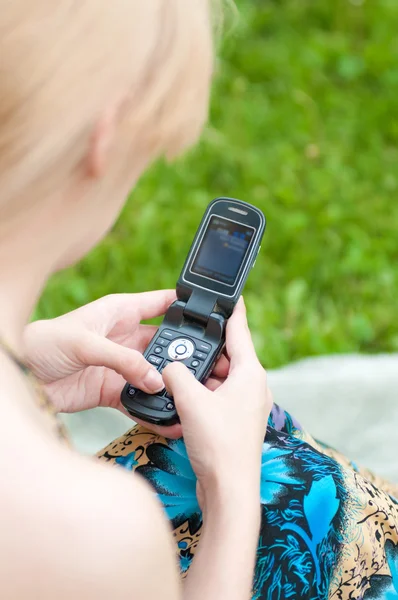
[{"x1": 121, "y1": 197, "x2": 266, "y2": 426}]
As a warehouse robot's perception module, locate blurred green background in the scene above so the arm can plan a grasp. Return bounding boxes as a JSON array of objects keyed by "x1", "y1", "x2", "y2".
[{"x1": 36, "y1": 0, "x2": 398, "y2": 368}]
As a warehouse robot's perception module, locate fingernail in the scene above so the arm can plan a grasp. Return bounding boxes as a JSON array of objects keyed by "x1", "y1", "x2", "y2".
[{"x1": 143, "y1": 369, "x2": 164, "y2": 393}]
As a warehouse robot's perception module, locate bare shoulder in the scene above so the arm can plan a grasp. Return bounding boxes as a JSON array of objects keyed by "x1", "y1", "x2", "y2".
[
  {"x1": 0, "y1": 352, "x2": 180, "y2": 600},
  {"x1": 43, "y1": 453, "x2": 182, "y2": 600}
]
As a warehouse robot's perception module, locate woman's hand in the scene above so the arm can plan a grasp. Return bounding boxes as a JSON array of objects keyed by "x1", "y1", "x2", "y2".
[
  {"x1": 23, "y1": 290, "x2": 177, "y2": 413},
  {"x1": 162, "y1": 299, "x2": 272, "y2": 504},
  {"x1": 163, "y1": 299, "x2": 271, "y2": 600}
]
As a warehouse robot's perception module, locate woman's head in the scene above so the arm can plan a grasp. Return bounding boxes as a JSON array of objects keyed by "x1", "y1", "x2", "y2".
[{"x1": 0, "y1": 0, "x2": 216, "y2": 267}]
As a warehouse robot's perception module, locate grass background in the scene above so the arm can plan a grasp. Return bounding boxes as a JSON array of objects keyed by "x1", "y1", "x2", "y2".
[{"x1": 36, "y1": 0, "x2": 398, "y2": 368}]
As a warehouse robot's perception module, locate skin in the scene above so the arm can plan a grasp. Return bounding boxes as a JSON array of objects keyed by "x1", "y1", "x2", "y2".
[
  {"x1": 0, "y1": 2, "x2": 273, "y2": 598},
  {"x1": 23, "y1": 290, "x2": 232, "y2": 439}
]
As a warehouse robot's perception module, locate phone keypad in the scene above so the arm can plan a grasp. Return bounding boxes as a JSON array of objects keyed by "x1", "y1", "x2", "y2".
[{"x1": 125, "y1": 329, "x2": 215, "y2": 410}]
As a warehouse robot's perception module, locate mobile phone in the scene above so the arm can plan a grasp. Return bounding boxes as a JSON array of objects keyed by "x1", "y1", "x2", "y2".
[{"x1": 121, "y1": 197, "x2": 266, "y2": 426}]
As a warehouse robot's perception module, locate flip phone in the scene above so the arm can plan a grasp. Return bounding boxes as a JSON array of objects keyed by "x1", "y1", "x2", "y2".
[{"x1": 121, "y1": 197, "x2": 266, "y2": 426}]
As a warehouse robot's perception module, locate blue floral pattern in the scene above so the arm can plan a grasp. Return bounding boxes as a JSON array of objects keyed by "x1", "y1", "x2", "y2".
[
  {"x1": 134, "y1": 420, "x2": 345, "y2": 595},
  {"x1": 260, "y1": 442, "x2": 305, "y2": 504},
  {"x1": 363, "y1": 542, "x2": 398, "y2": 599},
  {"x1": 138, "y1": 439, "x2": 202, "y2": 534},
  {"x1": 102, "y1": 403, "x2": 398, "y2": 599},
  {"x1": 115, "y1": 451, "x2": 138, "y2": 470}
]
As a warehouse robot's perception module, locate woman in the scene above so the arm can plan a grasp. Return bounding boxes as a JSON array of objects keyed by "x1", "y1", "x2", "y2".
[{"x1": 1, "y1": 1, "x2": 397, "y2": 599}]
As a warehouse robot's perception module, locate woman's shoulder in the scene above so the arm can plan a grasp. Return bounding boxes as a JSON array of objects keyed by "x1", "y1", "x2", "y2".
[{"x1": 0, "y1": 348, "x2": 179, "y2": 599}]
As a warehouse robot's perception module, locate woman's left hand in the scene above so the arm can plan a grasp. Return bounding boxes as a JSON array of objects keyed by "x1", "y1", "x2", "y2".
[
  {"x1": 24, "y1": 291, "x2": 178, "y2": 411},
  {"x1": 23, "y1": 290, "x2": 231, "y2": 439}
]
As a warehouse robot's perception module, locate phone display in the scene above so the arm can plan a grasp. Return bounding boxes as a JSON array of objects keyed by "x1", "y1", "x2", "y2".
[{"x1": 191, "y1": 216, "x2": 255, "y2": 286}]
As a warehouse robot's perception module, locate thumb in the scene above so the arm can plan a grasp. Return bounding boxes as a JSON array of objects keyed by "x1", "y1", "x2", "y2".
[
  {"x1": 162, "y1": 362, "x2": 204, "y2": 416},
  {"x1": 77, "y1": 333, "x2": 164, "y2": 395}
]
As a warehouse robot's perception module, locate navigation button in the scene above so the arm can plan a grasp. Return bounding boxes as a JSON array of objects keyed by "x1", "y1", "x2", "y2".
[{"x1": 168, "y1": 338, "x2": 195, "y2": 361}]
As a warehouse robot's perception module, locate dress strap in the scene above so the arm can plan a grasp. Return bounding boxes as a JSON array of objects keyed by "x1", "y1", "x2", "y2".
[
  {"x1": 0, "y1": 337, "x2": 69, "y2": 442},
  {"x1": 0, "y1": 338, "x2": 29, "y2": 373}
]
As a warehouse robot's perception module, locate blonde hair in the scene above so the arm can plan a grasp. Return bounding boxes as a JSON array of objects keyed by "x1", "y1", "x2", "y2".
[{"x1": 0, "y1": 0, "x2": 219, "y2": 218}]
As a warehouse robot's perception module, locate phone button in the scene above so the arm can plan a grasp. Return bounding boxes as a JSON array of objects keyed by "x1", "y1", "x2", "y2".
[
  {"x1": 252, "y1": 245, "x2": 261, "y2": 268},
  {"x1": 154, "y1": 346, "x2": 163, "y2": 355},
  {"x1": 156, "y1": 338, "x2": 170, "y2": 348},
  {"x1": 160, "y1": 330, "x2": 177, "y2": 340},
  {"x1": 197, "y1": 341, "x2": 211, "y2": 354},
  {"x1": 194, "y1": 351, "x2": 207, "y2": 361},
  {"x1": 148, "y1": 355, "x2": 163, "y2": 367},
  {"x1": 191, "y1": 360, "x2": 201, "y2": 368},
  {"x1": 168, "y1": 338, "x2": 195, "y2": 361},
  {"x1": 165, "y1": 402, "x2": 175, "y2": 411}
]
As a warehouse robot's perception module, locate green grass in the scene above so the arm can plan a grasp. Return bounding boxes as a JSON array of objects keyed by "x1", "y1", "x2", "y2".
[{"x1": 36, "y1": 0, "x2": 398, "y2": 368}]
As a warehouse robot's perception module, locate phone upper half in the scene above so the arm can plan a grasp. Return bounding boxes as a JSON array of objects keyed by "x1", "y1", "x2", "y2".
[{"x1": 177, "y1": 197, "x2": 266, "y2": 312}]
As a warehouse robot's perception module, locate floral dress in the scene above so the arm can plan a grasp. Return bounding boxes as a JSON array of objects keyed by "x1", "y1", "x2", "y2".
[{"x1": 98, "y1": 406, "x2": 398, "y2": 600}]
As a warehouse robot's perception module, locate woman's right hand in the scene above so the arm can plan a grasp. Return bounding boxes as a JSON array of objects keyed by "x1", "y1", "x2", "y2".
[{"x1": 162, "y1": 299, "x2": 272, "y2": 509}]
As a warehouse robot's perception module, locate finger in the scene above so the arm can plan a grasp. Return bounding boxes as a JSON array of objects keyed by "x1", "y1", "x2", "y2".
[
  {"x1": 71, "y1": 290, "x2": 175, "y2": 331},
  {"x1": 78, "y1": 333, "x2": 164, "y2": 395},
  {"x1": 119, "y1": 405, "x2": 183, "y2": 439},
  {"x1": 219, "y1": 299, "x2": 266, "y2": 395},
  {"x1": 225, "y1": 298, "x2": 258, "y2": 369},
  {"x1": 205, "y1": 376, "x2": 224, "y2": 392},
  {"x1": 128, "y1": 289, "x2": 177, "y2": 321},
  {"x1": 133, "y1": 325, "x2": 158, "y2": 352},
  {"x1": 162, "y1": 362, "x2": 204, "y2": 417},
  {"x1": 212, "y1": 353, "x2": 230, "y2": 379},
  {"x1": 132, "y1": 416, "x2": 183, "y2": 440}
]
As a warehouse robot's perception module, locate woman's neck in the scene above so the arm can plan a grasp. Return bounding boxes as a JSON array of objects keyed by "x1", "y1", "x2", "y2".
[
  {"x1": 0, "y1": 217, "x2": 55, "y2": 353},
  {"x1": 0, "y1": 269, "x2": 48, "y2": 354}
]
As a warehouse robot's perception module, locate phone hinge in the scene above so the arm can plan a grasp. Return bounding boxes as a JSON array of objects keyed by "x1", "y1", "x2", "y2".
[{"x1": 183, "y1": 289, "x2": 217, "y2": 325}]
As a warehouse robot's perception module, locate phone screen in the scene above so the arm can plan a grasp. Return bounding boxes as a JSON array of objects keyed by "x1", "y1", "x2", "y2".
[{"x1": 191, "y1": 216, "x2": 255, "y2": 286}]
